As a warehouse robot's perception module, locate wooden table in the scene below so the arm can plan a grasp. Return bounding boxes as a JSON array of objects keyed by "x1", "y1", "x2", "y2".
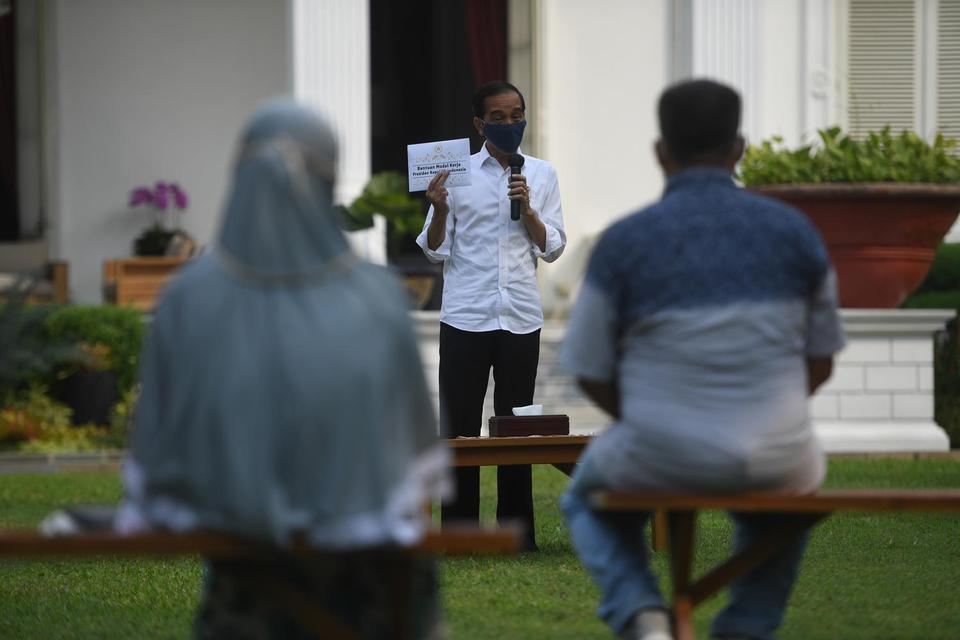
[
  {"x1": 445, "y1": 435, "x2": 668, "y2": 551},
  {"x1": 447, "y1": 435, "x2": 589, "y2": 474}
]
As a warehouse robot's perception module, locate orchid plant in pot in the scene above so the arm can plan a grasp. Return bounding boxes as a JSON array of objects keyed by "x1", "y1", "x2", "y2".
[{"x1": 129, "y1": 181, "x2": 189, "y2": 256}]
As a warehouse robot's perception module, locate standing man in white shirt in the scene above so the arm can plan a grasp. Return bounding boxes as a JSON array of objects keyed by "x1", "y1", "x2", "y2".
[{"x1": 416, "y1": 81, "x2": 566, "y2": 552}]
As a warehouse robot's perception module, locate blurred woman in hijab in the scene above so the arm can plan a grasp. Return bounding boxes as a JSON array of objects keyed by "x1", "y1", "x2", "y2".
[{"x1": 116, "y1": 100, "x2": 450, "y2": 639}]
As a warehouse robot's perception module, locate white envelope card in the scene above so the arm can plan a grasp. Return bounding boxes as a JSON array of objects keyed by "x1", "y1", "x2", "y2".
[{"x1": 407, "y1": 138, "x2": 471, "y2": 192}]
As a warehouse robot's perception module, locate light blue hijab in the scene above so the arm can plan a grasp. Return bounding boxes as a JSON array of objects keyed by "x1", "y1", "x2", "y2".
[{"x1": 118, "y1": 100, "x2": 448, "y2": 548}]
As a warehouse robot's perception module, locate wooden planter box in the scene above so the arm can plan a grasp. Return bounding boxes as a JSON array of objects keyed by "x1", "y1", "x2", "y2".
[
  {"x1": 103, "y1": 257, "x2": 190, "y2": 311},
  {"x1": 750, "y1": 184, "x2": 960, "y2": 308}
]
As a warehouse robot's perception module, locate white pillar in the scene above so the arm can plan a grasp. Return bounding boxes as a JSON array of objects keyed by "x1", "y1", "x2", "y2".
[
  {"x1": 800, "y1": 0, "x2": 840, "y2": 140},
  {"x1": 292, "y1": 0, "x2": 382, "y2": 263},
  {"x1": 691, "y1": 0, "x2": 761, "y2": 141},
  {"x1": 292, "y1": 0, "x2": 370, "y2": 207}
]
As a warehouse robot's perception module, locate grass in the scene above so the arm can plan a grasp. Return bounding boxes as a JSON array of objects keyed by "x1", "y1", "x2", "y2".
[{"x1": 1, "y1": 459, "x2": 959, "y2": 639}]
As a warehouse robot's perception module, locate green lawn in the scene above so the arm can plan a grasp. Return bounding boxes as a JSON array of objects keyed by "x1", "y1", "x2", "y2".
[{"x1": 1, "y1": 459, "x2": 959, "y2": 639}]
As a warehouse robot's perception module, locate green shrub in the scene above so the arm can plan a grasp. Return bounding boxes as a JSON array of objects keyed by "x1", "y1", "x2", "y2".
[
  {"x1": 739, "y1": 126, "x2": 960, "y2": 186},
  {"x1": 934, "y1": 321, "x2": 960, "y2": 448},
  {"x1": 0, "y1": 300, "x2": 77, "y2": 394},
  {"x1": 0, "y1": 384, "x2": 133, "y2": 452},
  {"x1": 17, "y1": 423, "x2": 112, "y2": 453},
  {"x1": 0, "y1": 384, "x2": 73, "y2": 447},
  {"x1": 901, "y1": 248, "x2": 960, "y2": 448},
  {"x1": 98, "y1": 386, "x2": 138, "y2": 449},
  {"x1": 43, "y1": 305, "x2": 144, "y2": 395},
  {"x1": 911, "y1": 243, "x2": 960, "y2": 294},
  {"x1": 902, "y1": 291, "x2": 960, "y2": 310}
]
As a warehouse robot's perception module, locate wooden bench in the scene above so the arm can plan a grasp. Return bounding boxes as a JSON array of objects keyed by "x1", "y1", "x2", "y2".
[
  {"x1": 0, "y1": 524, "x2": 520, "y2": 640},
  {"x1": 590, "y1": 489, "x2": 960, "y2": 640},
  {"x1": 0, "y1": 525, "x2": 521, "y2": 559}
]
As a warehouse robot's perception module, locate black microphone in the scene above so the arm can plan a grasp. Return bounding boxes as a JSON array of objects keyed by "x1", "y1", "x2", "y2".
[{"x1": 508, "y1": 153, "x2": 525, "y2": 221}]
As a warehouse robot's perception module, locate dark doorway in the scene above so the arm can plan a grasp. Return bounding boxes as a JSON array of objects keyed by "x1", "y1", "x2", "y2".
[
  {"x1": 0, "y1": 0, "x2": 19, "y2": 241},
  {"x1": 369, "y1": 0, "x2": 507, "y2": 175},
  {"x1": 369, "y1": 0, "x2": 507, "y2": 308}
]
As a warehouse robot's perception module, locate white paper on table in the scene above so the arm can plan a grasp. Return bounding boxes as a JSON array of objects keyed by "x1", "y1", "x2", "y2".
[
  {"x1": 406, "y1": 138, "x2": 471, "y2": 192},
  {"x1": 512, "y1": 404, "x2": 543, "y2": 416}
]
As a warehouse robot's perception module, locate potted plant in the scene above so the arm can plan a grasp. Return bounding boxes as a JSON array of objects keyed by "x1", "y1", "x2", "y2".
[
  {"x1": 739, "y1": 127, "x2": 960, "y2": 308},
  {"x1": 49, "y1": 342, "x2": 117, "y2": 426},
  {"x1": 338, "y1": 171, "x2": 425, "y2": 255},
  {"x1": 338, "y1": 171, "x2": 440, "y2": 309},
  {"x1": 129, "y1": 181, "x2": 192, "y2": 256},
  {"x1": 43, "y1": 305, "x2": 143, "y2": 426}
]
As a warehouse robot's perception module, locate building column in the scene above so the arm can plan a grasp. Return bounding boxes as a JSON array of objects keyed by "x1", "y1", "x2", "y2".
[
  {"x1": 800, "y1": 0, "x2": 839, "y2": 138},
  {"x1": 292, "y1": 0, "x2": 370, "y2": 207},
  {"x1": 292, "y1": 0, "x2": 383, "y2": 263},
  {"x1": 691, "y1": 0, "x2": 761, "y2": 141}
]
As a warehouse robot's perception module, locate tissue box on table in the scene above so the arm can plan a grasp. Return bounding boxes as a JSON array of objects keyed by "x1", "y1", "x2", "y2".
[{"x1": 487, "y1": 415, "x2": 570, "y2": 437}]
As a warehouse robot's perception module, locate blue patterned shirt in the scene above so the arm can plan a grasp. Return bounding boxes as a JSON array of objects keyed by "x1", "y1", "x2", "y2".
[{"x1": 561, "y1": 167, "x2": 845, "y2": 493}]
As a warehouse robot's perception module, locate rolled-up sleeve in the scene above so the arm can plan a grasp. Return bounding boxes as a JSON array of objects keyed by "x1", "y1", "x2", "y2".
[
  {"x1": 415, "y1": 204, "x2": 453, "y2": 264},
  {"x1": 532, "y1": 166, "x2": 566, "y2": 263},
  {"x1": 560, "y1": 280, "x2": 618, "y2": 382},
  {"x1": 560, "y1": 235, "x2": 620, "y2": 382}
]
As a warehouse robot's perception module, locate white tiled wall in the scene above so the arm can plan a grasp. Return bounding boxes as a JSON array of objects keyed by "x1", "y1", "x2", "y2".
[
  {"x1": 414, "y1": 309, "x2": 955, "y2": 451},
  {"x1": 817, "y1": 332, "x2": 934, "y2": 423}
]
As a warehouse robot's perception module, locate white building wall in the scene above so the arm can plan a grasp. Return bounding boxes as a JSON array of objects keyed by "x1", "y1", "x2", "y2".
[
  {"x1": 533, "y1": 1, "x2": 830, "y2": 315},
  {"x1": 534, "y1": 0, "x2": 671, "y2": 315},
  {"x1": 45, "y1": 0, "x2": 293, "y2": 303}
]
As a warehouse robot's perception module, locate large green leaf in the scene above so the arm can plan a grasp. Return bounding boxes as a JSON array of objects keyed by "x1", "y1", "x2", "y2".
[{"x1": 339, "y1": 171, "x2": 426, "y2": 235}]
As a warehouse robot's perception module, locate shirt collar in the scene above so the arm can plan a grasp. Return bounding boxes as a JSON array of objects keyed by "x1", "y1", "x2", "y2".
[
  {"x1": 664, "y1": 167, "x2": 736, "y2": 194},
  {"x1": 478, "y1": 143, "x2": 524, "y2": 171}
]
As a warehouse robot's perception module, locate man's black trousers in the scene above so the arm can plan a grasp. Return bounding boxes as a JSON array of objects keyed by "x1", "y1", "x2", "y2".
[{"x1": 438, "y1": 322, "x2": 540, "y2": 550}]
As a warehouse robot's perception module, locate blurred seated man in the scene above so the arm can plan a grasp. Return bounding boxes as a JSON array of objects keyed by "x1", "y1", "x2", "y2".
[
  {"x1": 116, "y1": 100, "x2": 449, "y2": 640},
  {"x1": 559, "y1": 80, "x2": 844, "y2": 640}
]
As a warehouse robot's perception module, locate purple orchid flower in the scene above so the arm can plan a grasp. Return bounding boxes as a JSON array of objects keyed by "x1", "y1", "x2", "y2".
[
  {"x1": 129, "y1": 187, "x2": 154, "y2": 207},
  {"x1": 129, "y1": 181, "x2": 187, "y2": 214},
  {"x1": 170, "y1": 183, "x2": 189, "y2": 210},
  {"x1": 153, "y1": 188, "x2": 169, "y2": 211}
]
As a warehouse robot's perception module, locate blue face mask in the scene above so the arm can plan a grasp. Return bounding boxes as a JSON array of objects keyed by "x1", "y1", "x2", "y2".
[{"x1": 482, "y1": 120, "x2": 526, "y2": 154}]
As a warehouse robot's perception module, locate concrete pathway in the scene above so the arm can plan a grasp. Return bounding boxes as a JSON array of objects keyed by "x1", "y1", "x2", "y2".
[{"x1": 0, "y1": 451, "x2": 124, "y2": 475}]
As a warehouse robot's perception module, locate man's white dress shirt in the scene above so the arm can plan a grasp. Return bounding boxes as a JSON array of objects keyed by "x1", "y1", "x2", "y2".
[{"x1": 416, "y1": 145, "x2": 566, "y2": 334}]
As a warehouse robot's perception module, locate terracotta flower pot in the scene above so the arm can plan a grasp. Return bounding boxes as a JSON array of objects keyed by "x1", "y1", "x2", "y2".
[{"x1": 750, "y1": 184, "x2": 960, "y2": 308}]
